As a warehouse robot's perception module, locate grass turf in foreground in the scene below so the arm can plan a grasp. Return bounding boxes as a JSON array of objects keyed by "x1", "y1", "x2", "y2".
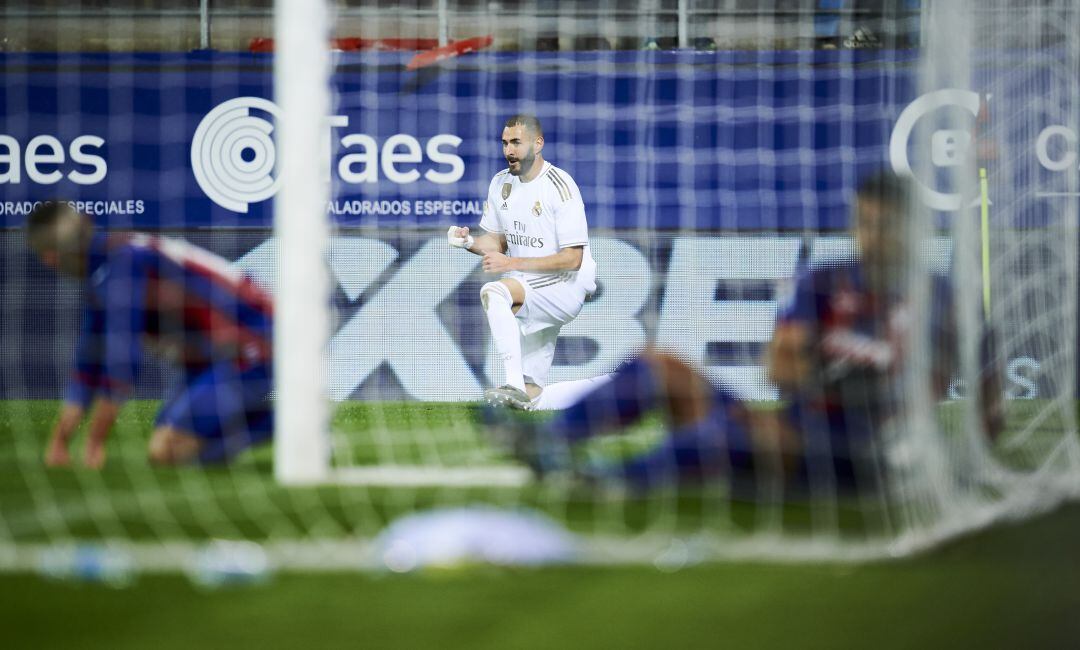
[
  {"x1": 0, "y1": 398, "x2": 1072, "y2": 546},
  {"x1": 1, "y1": 399, "x2": 1079, "y2": 647},
  {"x1": 0, "y1": 504, "x2": 1078, "y2": 649},
  {"x1": 0, "y1": 400, "x2": 858, "y2": 543}
]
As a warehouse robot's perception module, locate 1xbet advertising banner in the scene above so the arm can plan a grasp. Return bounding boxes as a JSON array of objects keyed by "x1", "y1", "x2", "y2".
[{"x1": 0, "y1": 228, "x2": 1052, "y2": 403}]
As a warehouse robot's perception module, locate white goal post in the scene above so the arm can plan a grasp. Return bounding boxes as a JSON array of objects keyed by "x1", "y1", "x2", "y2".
[{"x1": 273, "y1": 0, "x2": 332, "y2": 485}]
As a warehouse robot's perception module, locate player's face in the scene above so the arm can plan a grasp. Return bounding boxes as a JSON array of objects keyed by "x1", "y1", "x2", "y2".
[
  {"x1": 32, "y1": 213, "x2": 91, "y2": 278},
  {"x1": 502, "y1": 125, "x2": 541, "y2": 177},
  {"x1": 53, "y1": 248, "x2": 89, "y2": 278},
  {"x1": 37, "y1": 244, "x2": 88, "y2": 278}
]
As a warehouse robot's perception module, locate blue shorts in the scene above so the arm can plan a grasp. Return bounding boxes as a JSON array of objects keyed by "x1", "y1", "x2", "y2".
[
  {"x1": 616, "y1": 388, "x2": 870, "y2": 492},
  {"x1": 614, "y1": 386, "x2": 756, "y2": 488},
  {"x1": 155, "y1": 362, "x2": 273, "y2": 441}
]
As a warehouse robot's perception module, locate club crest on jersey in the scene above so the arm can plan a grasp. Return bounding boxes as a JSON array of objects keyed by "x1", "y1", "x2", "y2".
[
  {"x1": 501, "y1": 183, "x2": 512, "y2": 200},
  {"x1": 532, "y1": 201, "x2": 542, "y2": 217}
]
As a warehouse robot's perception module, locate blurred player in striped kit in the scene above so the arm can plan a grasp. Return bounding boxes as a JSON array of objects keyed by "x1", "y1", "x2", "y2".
[
  {"x1": 28, "y1": 202, "x2": 273, "y2": 468},
  {"x1": 448, "y1": 114, "x2": 599, "y2": 410},
  {"x1": 490, "y1": 171, "x2": 1003, "y2": 492}
]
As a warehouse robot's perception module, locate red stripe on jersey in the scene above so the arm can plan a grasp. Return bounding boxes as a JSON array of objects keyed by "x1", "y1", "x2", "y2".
[
  {"x1": 145, "y1": 275, "x2": 272, "y2": 366},
  {"x1": 138, "y1": 235, "x2": 274, "y2": 316},
  {"x1": 183, "y1": 301, "x2": 272, "y2": 365}
]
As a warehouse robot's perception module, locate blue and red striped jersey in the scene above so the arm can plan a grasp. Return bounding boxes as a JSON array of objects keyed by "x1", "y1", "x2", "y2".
[
  {"x1": 774, "y1": 260, "x2": 956, "y2": 441},
  {"x1": 65, "y1": 232, "x2": 273, "y2": 407}
]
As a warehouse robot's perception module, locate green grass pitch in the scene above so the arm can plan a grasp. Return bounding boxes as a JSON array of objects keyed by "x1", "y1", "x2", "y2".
[{"x1": 1, "y1": 399, "x2": 1078, "y2": 648}]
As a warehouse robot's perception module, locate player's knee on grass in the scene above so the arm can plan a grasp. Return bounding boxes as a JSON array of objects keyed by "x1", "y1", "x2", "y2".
[{"x1": 148, "y1": 426, "x2": 203, "y2": 466}]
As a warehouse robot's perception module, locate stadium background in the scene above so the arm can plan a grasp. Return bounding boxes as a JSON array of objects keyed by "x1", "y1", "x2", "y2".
[
  {"x1": 0, "y1": 44, "x2": 1058, "y2": 404},
  {"x1": 3, "y1": 2, "x2": 1080, "y2": 647}
]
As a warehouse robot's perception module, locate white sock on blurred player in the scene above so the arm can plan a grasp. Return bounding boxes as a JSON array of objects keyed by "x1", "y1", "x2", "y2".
[
  {"x1": 532, "y1": 373, "x2": 615, "y2": 410},
  {"x1": 481, "y1": 283, "x2": 526, "y2": 392}
]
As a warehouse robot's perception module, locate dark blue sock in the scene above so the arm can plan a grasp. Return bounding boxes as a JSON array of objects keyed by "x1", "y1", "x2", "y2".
[
  {"x1": 542, "y1": 355, "x2": 660, "y2": 443},
  {"x1": 197, "y1": 412, "x2": 274, "y2": 465},
  {"x1": 197, "y1": 429, "x2": 274, "y2": 465},
  {"x1": 612, "y1": 402, "x2": 757, "y2": 490}
]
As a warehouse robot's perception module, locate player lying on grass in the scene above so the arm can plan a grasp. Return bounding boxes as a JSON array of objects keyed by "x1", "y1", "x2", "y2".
[
  {"x1": 448, "y1": 114, "x2": 598, "y2": 410},
  {"x1": 491, "y1": 172, "x2": 1003, "y2": 491},
  {"x1": 28, "y1": 202, "x2": 274, "y2": 468}
]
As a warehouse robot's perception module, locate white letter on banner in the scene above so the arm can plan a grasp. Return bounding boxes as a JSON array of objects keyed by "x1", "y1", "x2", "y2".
[
  {"x1": 338, "y1": 133, "x2": 380, "y2": 184},
  {"x1": 494, "y1": 237, "x2": 649, "y2": 384},
  {"x1": 0, "y1": 135, "x2": 21, "y2": 184},
  {"x1": 656, "y1": 237, "x2": 802, "y2": 401},
  {"x1": 235, "y1": 236, "x2": 406, "y2": 400},
  {"x1": 324, "y1": 115, "x2": 349, "y2": 182},
  {"x1": 68, "y1": 135, "x2": 108, "y2": 185},
  {"x1": 330, "y1": 238, "x2": 482, "y2": 400},
  {"x1": 1035, "y1": 125, "x2": 1078, "y2": 172},
  {"x1": 380, "y1": 134, "x2": 423, "y2": 184},
  {"x1": 424, "y1": 134, "x2": 465, "y2": 184},
  {"x1": 26, "y1": 135, "x2": 65, "y2": 184},
  {"x1": 233, "y1": 236, "x2": 399, "y2": 302},
  {"x1": 232, "y1": 237, "x2": 278, "y2": 291}
]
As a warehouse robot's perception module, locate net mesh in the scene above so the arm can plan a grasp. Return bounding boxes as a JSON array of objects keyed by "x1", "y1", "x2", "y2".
[{"x1": 0, "y1": 0, "x2": 1078, "y2": 573}]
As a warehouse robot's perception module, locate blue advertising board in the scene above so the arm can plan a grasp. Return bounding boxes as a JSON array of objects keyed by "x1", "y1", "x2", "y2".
[{"x1": 0, "y1": 50, "x2": 923, "y2": 231}]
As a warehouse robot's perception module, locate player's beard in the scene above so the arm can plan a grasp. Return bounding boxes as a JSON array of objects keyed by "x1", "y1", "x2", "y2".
[{"x1": 507, "y1": 147, "x2": 536, "y2": 177}]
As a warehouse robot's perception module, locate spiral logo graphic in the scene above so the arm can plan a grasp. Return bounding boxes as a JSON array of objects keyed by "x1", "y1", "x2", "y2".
[{"x1": 191, "y1": 97, "x2": 282, "y2": 213}]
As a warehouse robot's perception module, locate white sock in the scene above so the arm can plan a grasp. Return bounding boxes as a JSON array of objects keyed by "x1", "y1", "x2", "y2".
[
  {"x1": 531, "y1": 373, "x2": 615, "y2": 410},
  {"x1": 482, "y1": 284, "x2": 526, "y2": 392}
]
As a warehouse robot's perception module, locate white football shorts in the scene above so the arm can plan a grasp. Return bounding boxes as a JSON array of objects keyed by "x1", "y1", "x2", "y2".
[{"x1": 509, "y1": 274, "x2": 588, "y2": 386}]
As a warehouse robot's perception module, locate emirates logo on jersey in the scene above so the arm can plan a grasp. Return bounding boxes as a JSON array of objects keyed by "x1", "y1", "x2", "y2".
[
  {"x1": 505, "y1": 232, "x2": 545, "y2": 248},
  {"x1": 532, "y1": 201, "x2": 542, "y2": 217}
]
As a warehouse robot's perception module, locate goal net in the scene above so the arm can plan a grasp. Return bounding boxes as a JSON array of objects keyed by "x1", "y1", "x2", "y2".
[{"x1": 1, "y1": 0, "x2": 1079, "y2": 573}]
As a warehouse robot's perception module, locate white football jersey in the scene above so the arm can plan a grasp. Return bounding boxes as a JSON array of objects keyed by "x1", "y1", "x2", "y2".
[{"x1": 479, "y1": 161, "x2": 597, "y2": 294}]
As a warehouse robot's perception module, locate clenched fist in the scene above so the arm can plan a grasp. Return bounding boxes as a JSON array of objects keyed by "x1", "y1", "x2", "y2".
[{"x1": 447, "y1": 226, "x2": 474, "y2": 249}]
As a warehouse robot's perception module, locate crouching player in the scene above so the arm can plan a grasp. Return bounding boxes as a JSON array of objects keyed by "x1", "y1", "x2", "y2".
[
  {"x1": 29, "y1": 202, "x2": 274, "y2": 468},
  {"x1": 448, "y1": 114, "x2": 597, "y2": 410},
  {"x1": 492, "y1": 172, "x2": 1003, "y2": 492}
]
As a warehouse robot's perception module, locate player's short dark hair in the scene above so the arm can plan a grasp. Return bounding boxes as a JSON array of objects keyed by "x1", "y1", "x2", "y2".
[
  {"x1": 504, "y1": 114, "x2": 543, "y2": 137},
  {"x1": 26, "y1": 201, "x2": 85, "y2": 253},
  {"x1": 856, "y1": 169, "x2": 911, "y2": 212},
  {"x1": 26, "y1": 201, "x2": 73, "y2": 243}
]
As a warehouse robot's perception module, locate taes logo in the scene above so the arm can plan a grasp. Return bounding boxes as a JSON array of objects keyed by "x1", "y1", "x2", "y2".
[{"x1": 192, "y1": 96, "x2": 465, "y2": 213}]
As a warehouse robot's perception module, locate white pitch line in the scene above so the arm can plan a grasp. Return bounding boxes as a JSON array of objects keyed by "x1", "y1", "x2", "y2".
[{"x1": 330, "y1": 465, "x2": 533, "y2": 488}]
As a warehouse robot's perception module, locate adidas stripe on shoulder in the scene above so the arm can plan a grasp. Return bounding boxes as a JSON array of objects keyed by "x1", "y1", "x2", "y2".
[{"x1": 545, "y1": 168, "x2": 572, "y2": 202}]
